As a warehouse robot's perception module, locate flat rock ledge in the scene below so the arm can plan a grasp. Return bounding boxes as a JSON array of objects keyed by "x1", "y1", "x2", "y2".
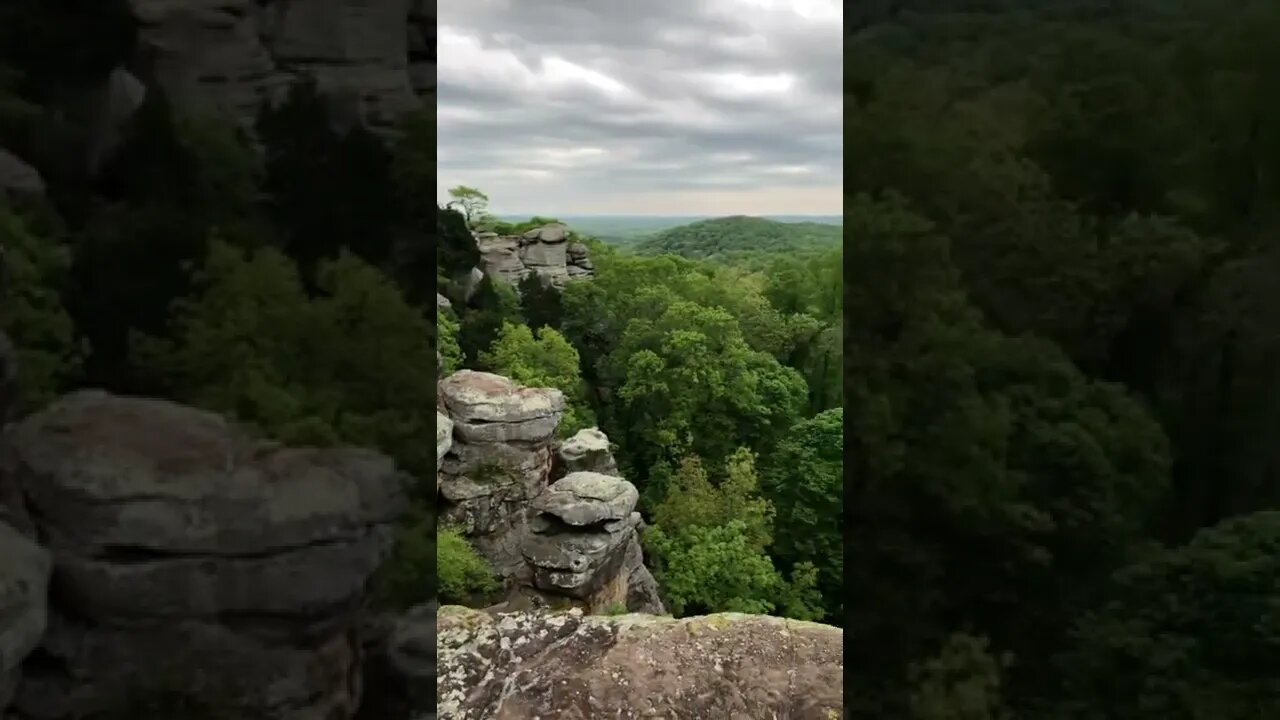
[{"x1": 437, "y1": 605, "x2": 844, "y2": 720}]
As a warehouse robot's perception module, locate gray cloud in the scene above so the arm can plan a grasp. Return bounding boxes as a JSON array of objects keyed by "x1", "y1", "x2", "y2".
[{"x1": 436, "y1": 0, "x2": 843, "y2": 215}]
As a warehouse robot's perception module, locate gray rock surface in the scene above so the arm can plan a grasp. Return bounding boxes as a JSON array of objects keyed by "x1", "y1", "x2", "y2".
[
  {"x1": 0, "y1": 521, "x2": 50, "y2": 711},
  {"x1": 436, "y1": 606, "x2": 844, "y2": 720},
  {"x1": 4, "y1": 390, "x2": 409, "y2": 719},
  {"x1": 127, "y1": 0, "x2": 426, "y2": 130},
  {"x1": 437, "y1": 372, "x2": 563, "y2": 575},
  {"x1": 554, "y1": 428, "x2": 619, "y2": 478},
  {"x1": 531, "y1": 472, "x2": 638, "y2": 527},
  {"x1": 0, "y1": 149, "x2": 44, "y2": 199},
  {"x1": 476, "y1": 223, "x2": 595, "y2": 288}
]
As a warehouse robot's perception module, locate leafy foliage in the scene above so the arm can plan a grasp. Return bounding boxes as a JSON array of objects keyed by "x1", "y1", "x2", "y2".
[
  {"x1": 636, "y1": 215, "x2": 841, "y2": 260},
  {"x1": 0, "y1": 205, "x2": 83, "y2": 412},
  {"x1": 479, "y1": 322, "x2": 594, "y2": 436}
]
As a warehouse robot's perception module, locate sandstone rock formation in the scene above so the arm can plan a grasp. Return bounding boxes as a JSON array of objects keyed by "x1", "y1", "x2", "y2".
[
  {"x1": 475, "y1": 223, "x2": 595, "y2": 289},
  {"x1": 0, "y1": 521, "x2": 50, "y2": 711},
  {"x1": 554, "y1": 427, "x2": 619, "y2": 478},
  {"x1": 355, "y1": 600, "x2": 436, "y2": 720},
  {"x1": 127, "y1": 0, "x2": 428, "y2": 130},
  {"x1": 0, "y1": 149, "x2": 44, "y2": 200},
  {"x1": 3, "y1": 390, "x2": 409, "y2": 719},
  {"x1": 436, "y1": 605, "x2": 844, "y2": 720},
  {"x1": 437, "y1": 371, "x2": 564, "y2": 576},
  {"x1": 505, "y1": 472, "x2": 664, "y2": 615},
  {"x1": 437, "y1": 372, "x2": 664, "y2": 617}
]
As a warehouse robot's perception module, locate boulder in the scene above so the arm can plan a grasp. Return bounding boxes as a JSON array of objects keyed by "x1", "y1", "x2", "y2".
[
  {"x1": 437, "y1": 372, "x2": 563, "y2": 575},
  {"x1": 554, "y1": 428, "x2": 619, "y2": 477},
  {"x1": 436, "y1": 606, "x2": 844, "y2": 719},
  {"x1": 0, "y1": 149, "x2": 44, "y2": 199},
  {"x1": 4, "y1": 390, "x2": 409, "y2": 719},
  {"x1": 530, "y1": 472, "x2": 637, "y2": 527},
  {"x1": 355, "y1": 601, "x2": 435, "y2": 720},
  {"x1": 475, "y1": 223, "x2": 595, "y2": 289},
  {"x1": 0, "y1": 521, "x2": 50, "y2": 711}
]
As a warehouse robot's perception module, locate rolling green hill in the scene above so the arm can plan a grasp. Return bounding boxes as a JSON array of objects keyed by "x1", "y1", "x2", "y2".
[{"x1": 634, "y1": 216, "x2": 842, "y2": 259}]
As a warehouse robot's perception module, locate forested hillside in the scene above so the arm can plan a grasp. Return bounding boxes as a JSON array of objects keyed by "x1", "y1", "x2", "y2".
[
  {"x1": 634, "y1": 215, "x2": 842, "y2": 260},
  {"x1": 437, "y1": 185, "x2": 845, "y2": 624},
  {"x1": 845, "y1": 1, "x2": 1280, "y2": 718}
]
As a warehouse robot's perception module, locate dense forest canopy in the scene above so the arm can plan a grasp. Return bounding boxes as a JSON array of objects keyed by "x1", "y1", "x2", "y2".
[
  {"x1": 845, "y1": 1, "x2": 1280, "y2": 718},
  {"x1": 633, "y1": 215, "x2": 843, "y2": 260}
]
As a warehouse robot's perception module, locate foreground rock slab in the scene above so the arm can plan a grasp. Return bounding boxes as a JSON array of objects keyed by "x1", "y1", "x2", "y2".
[
  {"x1": 5, "y1": 390, "x2": 409, "y2": 719},
  {"x1": 0, "y1": 520, "x2": 51, "y2": 710},
  {"x1": 436, "y1": 606, "x2": 843, "y2": 720}
]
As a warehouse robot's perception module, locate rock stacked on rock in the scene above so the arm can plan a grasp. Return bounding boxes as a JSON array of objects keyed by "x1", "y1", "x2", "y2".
[
  {"x1": 436, "y1": 605, "x2": 844, "y2": 719},
  {"x1": 0, "y1": 521, "x2": 50, "y2": 711},
  {"x1": 475, "y1": 223, "x2": 595, "y2": 289},
  {"x1": 3, "y1": 390, "x2": 408, "y2": 719},
  {"x1": 127, "y1": 0, "x2": 425, "y2": 130},
  {"x1": 437, "y1": 371, "x2": 564, "y2": 575},
  {"x1": 521, "y1": 473, "x2": 641, "y2": 605},
  {"x1": 554, "y1": 427, "x2": 619, "y2": 478}
]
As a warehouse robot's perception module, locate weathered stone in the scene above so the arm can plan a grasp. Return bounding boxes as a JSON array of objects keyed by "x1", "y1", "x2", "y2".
[
  {"x1": 355, "y1": 601, "x2": 436, "y2": 720},
  {"x1": 531, "y1": 472, "x2": 637, "y2": 527},
  {"x1": 475, "y1": 223, "x2": 595, "y2": 288},
  {"x1": 555, "y1": 428, "x2": 619, "y2": 477},
  {"x1": 436, "y1": 411, "x2": 453, "y2": 475},
  {"x1": 5, "y1": 390, "x2": 409, "y2": 719},
  {"x1": 0, "y1": 520, "x2": 50, "y2": 711},
  {"x1": 126, "y1": 0, "x2": 425, "y2": 131},
  {"x1": 0, "y1": 149, "x2": 44, "y2": 199},
  {"x1": 436, "y1": 606, "x2": 844, "y2": 719},
  {"x1": 439, "y1": 371, "x2": 564, "y2": 426},
  {"x1": 438, "y1": 372, "x2": 563, "y2": 575},
  {"x1": 522, "y1": 519, "x2": 636, "y2": 600}
]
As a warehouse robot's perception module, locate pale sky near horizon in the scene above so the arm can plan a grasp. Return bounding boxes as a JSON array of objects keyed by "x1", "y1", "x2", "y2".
[{"x1": 436, "y1": 0, "x2": 843, "y2": 216}]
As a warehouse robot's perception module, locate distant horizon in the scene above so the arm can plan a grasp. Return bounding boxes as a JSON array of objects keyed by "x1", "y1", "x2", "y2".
[{"x1": 491, "y1": 212, "x2": 844, "y2": 220}]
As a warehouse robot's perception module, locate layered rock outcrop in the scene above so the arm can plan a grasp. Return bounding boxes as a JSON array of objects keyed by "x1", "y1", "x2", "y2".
[
  {"x1": 554, "y1": 427, "x2": 619, "y2": 478},
  {"x1": 437, "y1": 371, "x2": 664, "y2": 616},
  {"x1": 0, "y1": 522, "x2": 49, "y2": 712},
  {"x1": 435, "y1": 605, "x2": 844, "y2": 719},
  {"x1": 437, "y1": 371, "x2": 564, "y2": 576},
  {"x1": 475, "y1": 223, "x2": 596, "y2": 289},
  {"x1": 2, "y1": 390, "x2": 409, "y2": 719},
  {"x1": 127, "y1": 0, "x2": 429, "y2": 130}
]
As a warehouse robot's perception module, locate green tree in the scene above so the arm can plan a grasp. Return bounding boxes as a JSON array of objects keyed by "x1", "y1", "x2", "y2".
[
  {"x1": 1057, "y1": 511, "x2": 1280, "y2": 719},
  {"x1": 445, "y1": 185, "x2": 490, "y2": 227},
  {"x1": 479, "y1": 321, "x2": 594, "y2": 436},
  {"x1": 761, "y1": 408, "x2": 844, "y2": 622},
  {"x1": 645, "y1": 450, "x2": 820, "y2": 619},
  {"x1": 909, "y1": 634, "x2": 1012, "y2": 720},
  {"x1": 605, "y1": 292, "x2": 807, "y2": 483},
  {"x1": 437, "y1": 309, "x2": 463, "y2": 377},
  {"x1": 133, "y1": 239, "x2": 438, "y2": 480},
  {"x1": 0, "y1": 205, "x2": 83, "y2": 412},
  {"x1": 457, "y1": 275, "x2": 522, "y2": 365},
  {"x1": 436, "y1": 526, "x2": 501, "y2": 605}
]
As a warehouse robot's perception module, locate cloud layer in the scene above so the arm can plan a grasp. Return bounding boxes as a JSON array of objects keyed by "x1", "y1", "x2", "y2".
[{"x1": 436, "y1": 0, "x2": 843, "y2": 215}]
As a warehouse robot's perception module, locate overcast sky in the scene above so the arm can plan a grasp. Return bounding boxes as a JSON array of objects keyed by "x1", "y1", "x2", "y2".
[{"x1": 436, "y1": 0, "x2": 843, "y2": 216}]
